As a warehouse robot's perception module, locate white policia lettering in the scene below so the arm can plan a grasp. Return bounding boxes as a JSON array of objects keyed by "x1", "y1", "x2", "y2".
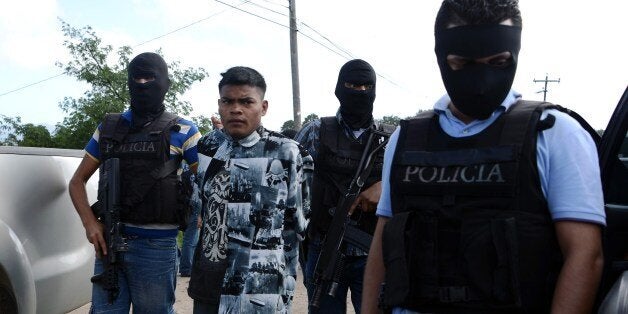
[
  {"x1": 403, "y1": 164, "x2": 506, "y2": 183},
  {"x1": 105, "y1": 141, "x2": 157, "y2": 154}
]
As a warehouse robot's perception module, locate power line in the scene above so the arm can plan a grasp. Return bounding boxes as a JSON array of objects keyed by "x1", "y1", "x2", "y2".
[
  {"x1": 0, "y1": 1, "x2": 250, "y2": 98},
  {"x1": 215, "y1": 0, "x2": 359, "y2": 60},
  {"x1": 245, "y1": 0, "x2": 287, "y2": 17},
  {"x1": 214, "y1": 1, "x2": 351, "y2": 60},
  {"x1": 255, "y1": 0, "x2": 288, "y2": 9},
  {"x1": 2, "y1": 0, "x2": 404, "y2": 97},
  {"x1": 0, "y1": 73, "x2": 65, "y2": 97},
  {"x1": 215, "y1": 0, "x2": 287, "y2": 28},
  {"x1": 300, "y1": 22, "x2": 355, "y2": 59},
  {"x1": 136, "y1": 1, "x2": 249, "y2": 47}
]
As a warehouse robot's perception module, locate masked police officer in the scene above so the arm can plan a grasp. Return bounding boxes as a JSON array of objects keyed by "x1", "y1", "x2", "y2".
[
  {"x1": 69, "y1": 52, "x2": 201, "y2": 313},
  {"x1": 296, "y1": 59, "x2": 393, "y2": 313},
  {"x1": 362, "y1": 1, "x2": 605, "y2": 313}
]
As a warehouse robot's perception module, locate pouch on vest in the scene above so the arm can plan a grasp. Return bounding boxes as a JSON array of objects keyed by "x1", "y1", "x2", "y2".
[{"x1": 382, "y1": 210, "x2": 523, "y2": 310}]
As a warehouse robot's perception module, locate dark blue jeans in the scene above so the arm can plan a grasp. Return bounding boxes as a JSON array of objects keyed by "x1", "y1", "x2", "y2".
[
  {"x1": 305, "y1": 238, "x2": 367, "y2": 314},
  {"x1": 90, "y1": 236, "x2": 178, "y2": 314},
  {"x1": 179, "y1": 212, "x2": 200, "y2": 276}
]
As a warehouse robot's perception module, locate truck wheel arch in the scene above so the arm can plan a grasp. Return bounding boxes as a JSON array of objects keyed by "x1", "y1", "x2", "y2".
[{"x1": 0, "y1": 221, "x2": 36, "y2": 314}]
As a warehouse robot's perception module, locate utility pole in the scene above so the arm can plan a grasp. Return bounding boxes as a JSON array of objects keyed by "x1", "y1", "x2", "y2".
[
  {"x1": 288, "y1": 0, "x2": 302, "y2": 129},
  {"x1": 533, "y1": 74, "x2": 560, "y2": 102}
]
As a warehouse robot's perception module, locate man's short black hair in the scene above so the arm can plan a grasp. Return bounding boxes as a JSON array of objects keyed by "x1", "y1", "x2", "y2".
[
  {"x1": 218, "y1": 66, "x2": 267, "y2": 95},
  {"x1": 435, "y1": 0, "x2": 522, "y2": 32}
]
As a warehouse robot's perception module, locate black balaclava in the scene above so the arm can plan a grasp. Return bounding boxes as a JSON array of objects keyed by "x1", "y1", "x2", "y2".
[
  {"x1": 335, "y1": 59, "x2": 376, "y2": 129},
  {"x1": 435, "y1": 24, "x2": 521, "y2": 120},
  {"x1": 127, "y1": 52, "x2": 170, "y2": 128}
]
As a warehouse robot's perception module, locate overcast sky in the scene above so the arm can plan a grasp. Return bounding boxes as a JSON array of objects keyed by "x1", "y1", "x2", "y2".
[{"x1": 0, "y1": 0, "x2": 626, "y2": 133}]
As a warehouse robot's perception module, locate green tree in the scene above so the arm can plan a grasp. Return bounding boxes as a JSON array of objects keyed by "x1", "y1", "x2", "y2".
[
  {"x1": 0, "y1": 115, "x2": 53, "y2": 147},
  {"x1": 193, "y1": 116, "x2": 214, "y2": 136},
  {"x1": 303, "y1": 113, "x2": 319, "y2": 124},
  {"x1": 0, "y1": 115, "x2": 22, "y2": 146},
  {"x1": 281, "y1": 120, "x2": 297, "y2": 132},
  {"x1": 0, "y1": 21, "x2": 209, "y2": 149},
  {"x1": 379, "y1": 115, "x2": 401, "y2": 126}
]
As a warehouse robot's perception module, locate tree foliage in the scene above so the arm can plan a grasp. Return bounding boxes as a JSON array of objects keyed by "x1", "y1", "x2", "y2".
[
  {"x1": 0, "y1": 115, "x2": 53, "y2": 147},
  {"x1": 0, "y1": 21, "x2": 209, "y2": 148},
  {"x1": 303, "y1": 113, "x2": 319, "y2": 124},
  {"x1": 280, "y1": 120, "x2": 297, "y2": 132},
  {"x1": 378, "y1": 115, "x2": 401, "y2": 126}
]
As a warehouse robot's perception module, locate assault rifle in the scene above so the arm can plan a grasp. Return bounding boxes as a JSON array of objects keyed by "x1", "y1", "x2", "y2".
[
  {"x1": 310, "y1": 128, "x2": 391, "y2": 309},
  {"x1": 91, "y1": 158, "x2": 128, "y2": 304}
]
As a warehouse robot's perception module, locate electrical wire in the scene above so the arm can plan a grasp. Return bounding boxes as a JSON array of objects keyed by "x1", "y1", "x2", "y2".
[
  {"x1": 0, "y1": 1, "x2": 250, "y2": 98},
  {"x1": 245, "y1": 0, "x2": 287, "y2": 17}
]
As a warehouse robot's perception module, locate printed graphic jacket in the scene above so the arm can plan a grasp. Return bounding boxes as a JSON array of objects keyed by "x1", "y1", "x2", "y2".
[{"x1": 188, "y1": 126, "x2": 308, "y2": 313}]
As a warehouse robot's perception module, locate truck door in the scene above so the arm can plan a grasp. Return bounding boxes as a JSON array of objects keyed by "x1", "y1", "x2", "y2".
[{"x1": 596, "y1": 86, "x2": 628, "y2": 313}]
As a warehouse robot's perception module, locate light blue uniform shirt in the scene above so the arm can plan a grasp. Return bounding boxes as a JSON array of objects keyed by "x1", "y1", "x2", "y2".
[{"x1": 376, "y1": 91, "x2": 606, "y2": 313}]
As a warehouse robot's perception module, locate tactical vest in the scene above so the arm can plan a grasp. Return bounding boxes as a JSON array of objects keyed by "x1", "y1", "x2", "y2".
[
  {"x1": 382, "y1": 101, "x2": 569, "y2": 313},
  {"x1": 309, "y1": 117, "x2": 392, "y2": 236},
  {"x1": 99, "y1": 112, "x2": 187, "y2": 226}
]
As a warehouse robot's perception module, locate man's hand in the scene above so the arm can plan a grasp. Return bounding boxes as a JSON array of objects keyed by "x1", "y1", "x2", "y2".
[
  {"x1": 85, "y1": 219, "x2": 107, "y2": 258},
  {"x1": 349, "y1": 181, "x2": 382, "y2": 215},
  {"x1": 211, "y1": 116, "x2": 223, "y2": 130}
]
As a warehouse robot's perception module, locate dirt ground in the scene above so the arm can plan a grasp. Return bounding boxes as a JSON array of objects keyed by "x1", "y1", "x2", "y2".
[{"x1": 67, "y1": 267, "x2": 355, "y2": 313}]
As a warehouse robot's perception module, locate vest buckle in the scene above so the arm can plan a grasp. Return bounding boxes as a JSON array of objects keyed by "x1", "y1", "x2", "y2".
[{"x1": 439, "y1": 286, "x2": 470, "y2": 303}]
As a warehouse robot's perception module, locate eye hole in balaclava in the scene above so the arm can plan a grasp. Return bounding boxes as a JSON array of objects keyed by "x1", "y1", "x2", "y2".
[
  {"x1": 127, "y1": 52, "x2": 171, "y2": 128},
  {"x1": 335, "y1": 59, "x2": 376, "y2": 129}
]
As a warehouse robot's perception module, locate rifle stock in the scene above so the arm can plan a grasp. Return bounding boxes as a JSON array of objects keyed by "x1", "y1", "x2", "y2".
[
  {"x1": 310, "y1": 129, "x2": 390, "y2": 309},
  {"x1": 91, "y1": 157, "x2": 128, "y2": 304}
]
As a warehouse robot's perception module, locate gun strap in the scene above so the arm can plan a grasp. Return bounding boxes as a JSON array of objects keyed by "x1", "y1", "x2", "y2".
[{"x1": 150, "y1": 156, "x2": 182, "y2": 180}]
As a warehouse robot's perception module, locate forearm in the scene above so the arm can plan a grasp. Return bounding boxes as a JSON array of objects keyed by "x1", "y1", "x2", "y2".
[
  {"x1": 362, "y1": 217, "x2": 388, "y2": 314},
  {"x1": 552, "y1": 221, "x2": 604, "y2": 314},
  {"x1": 69, "y1": 176, "x2": 98, "y2": 227},
  {"x1": 551, "y1": 249, "x2": 603, "y2": 313}
]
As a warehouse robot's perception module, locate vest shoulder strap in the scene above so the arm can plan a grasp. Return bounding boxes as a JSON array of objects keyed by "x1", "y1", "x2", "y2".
[
  {"x1": 100, "y1": 113, "x2": 128, "y2": 143},
  {"x1": 149, "y1": 111, "x2": 180, "y2": 133},
  {"x1": 504, "y1": 100, "x2": 600, "y2": 147},
  {"x1": 320, "y1": 116, "x2": 339, "y2": 152},
  {"x1": 499, "y1": 100, "x2": 548, "y2": 146},
  {"x1": 399, "y1": 110, "x2": 437, "y2": 151}
]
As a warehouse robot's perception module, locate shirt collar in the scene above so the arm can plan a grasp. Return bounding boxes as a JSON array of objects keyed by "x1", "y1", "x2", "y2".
[
  {"x1": 433, "y1": 89, "x2": 522, "y2": 120},
  {"x1": 225, "y1": 125, "x2": 263, "y2": 148}
]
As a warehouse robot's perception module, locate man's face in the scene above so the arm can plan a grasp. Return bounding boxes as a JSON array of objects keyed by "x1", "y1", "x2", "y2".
[{"x1": 218, "y1": 84, "x2": 268, "y2": 140}]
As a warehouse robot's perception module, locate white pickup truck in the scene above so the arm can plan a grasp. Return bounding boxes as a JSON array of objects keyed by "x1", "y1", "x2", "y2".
[{"x1": 0, "y1": 147, "x2": 97, "y2": 314}]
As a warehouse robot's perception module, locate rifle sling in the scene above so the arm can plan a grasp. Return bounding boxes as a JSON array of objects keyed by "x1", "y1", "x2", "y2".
[{"x1": 150, "y1": 157, "x2": 181, "y2": 180}]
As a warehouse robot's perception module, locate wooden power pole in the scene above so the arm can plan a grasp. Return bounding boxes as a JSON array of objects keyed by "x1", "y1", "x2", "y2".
[
  {"x1": 533, "y1": 74, "x2": 560, "y2": 102},
  {"x1": 288, "y1": 0, "x2": 302, "y2": 129}
]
